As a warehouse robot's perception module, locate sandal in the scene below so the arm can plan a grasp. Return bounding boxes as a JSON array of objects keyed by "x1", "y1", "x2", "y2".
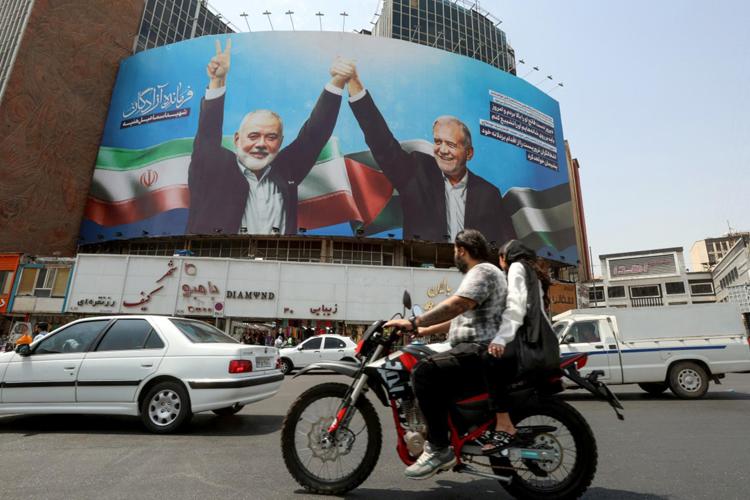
[{"x1": 480, "y1": 430, "x2": 517, "y2": 455}]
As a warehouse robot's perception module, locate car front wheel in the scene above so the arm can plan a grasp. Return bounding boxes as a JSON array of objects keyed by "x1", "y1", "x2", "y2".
[
  {"x1": 140, "y1": 381, "x2": 192, "y2": 433},
  {"x1": 281, "y1": 358, "x2": 293, "y2": 375}
]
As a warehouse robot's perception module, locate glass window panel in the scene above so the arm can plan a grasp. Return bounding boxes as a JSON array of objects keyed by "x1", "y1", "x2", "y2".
[{"x1": 52, "y1": 268, "x2": 70, "y2": 297}]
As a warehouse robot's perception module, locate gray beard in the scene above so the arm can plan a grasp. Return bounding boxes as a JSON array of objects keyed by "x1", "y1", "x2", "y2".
[{"x1": 237, "y1": 151, "x2": 277, "y2": 171}]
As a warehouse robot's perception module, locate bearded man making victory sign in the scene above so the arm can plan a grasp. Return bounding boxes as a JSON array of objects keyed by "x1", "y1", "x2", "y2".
[{"x1": 187, "y1": 39, "x2": 355, "y2": 235}]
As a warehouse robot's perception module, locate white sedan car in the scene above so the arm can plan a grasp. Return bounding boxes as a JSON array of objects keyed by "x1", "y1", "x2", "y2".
[
  {"x1": 0, "y1": 316, "x2": 283, "y2": 433},
  {"x1": 278, "y1": 334, "x2": 357, "y2": 374}
]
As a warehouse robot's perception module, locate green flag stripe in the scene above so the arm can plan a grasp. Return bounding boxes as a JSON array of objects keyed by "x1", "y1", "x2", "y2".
[{"x1": 95, "y1": 136, "x2": 343, "y2": 171}]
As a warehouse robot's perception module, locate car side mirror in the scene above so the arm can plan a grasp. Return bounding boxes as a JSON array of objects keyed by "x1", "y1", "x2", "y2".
[
  {"x1": 560, "y1": 334, "x2": 574, "y2": 345},
  {"x1": 402, "y1": 290, "x2": 412, "y2": 310},
  {"x1": 296, "y1": 345, "x2": 302, "y2": 351},
  {"x1": 15, "y1": 344, "x2": 31, "y2": 356}
]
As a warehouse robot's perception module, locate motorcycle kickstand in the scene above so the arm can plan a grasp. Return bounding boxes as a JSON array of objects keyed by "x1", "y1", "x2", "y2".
[{"x1": 453, "y1": 463, "x2": 512, "y2": 484}]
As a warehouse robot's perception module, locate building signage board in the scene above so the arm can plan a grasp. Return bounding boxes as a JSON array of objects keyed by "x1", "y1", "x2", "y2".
[
  {"x1": 607, "y1": 254, "x2": 678, "y2": 281},
  {"x1": 67, "y1": 254, "x2": 463, "y2": 321}
]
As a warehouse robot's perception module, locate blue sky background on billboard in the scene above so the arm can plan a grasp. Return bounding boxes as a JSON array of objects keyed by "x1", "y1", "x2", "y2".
[{"x1": 212, "y1": 0, "x2": 750, "y2": 274}]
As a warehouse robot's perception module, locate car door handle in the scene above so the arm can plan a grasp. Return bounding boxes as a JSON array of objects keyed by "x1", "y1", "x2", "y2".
[
  {"x1": 337, "y1": 350, "x2": 344, "y2": 352},
  {"x1": 314, "y1": 351, "x2": 321, "y2": 353},
  {"x1": 64, "y1": 366, "x2": 77, "y2": 370},
  {"x1": 594, "y1": 345, "x2": 604, "y2": 349},
  {"x1": 141, "y1": 364, "x2": 153, "y2": 368}
]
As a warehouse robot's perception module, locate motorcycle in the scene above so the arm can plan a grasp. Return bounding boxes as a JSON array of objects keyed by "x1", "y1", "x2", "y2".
[{"x1": 281, "y1": 292, "x2": 624, "y2": 499}]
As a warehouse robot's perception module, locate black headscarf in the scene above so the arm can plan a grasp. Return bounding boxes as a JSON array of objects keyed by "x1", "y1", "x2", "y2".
[{"x1": 500, "y1": 240, "x2": 544, "y2": 343}]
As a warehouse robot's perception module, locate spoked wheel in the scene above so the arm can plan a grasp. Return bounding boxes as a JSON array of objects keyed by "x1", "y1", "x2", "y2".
[
  {"x1": 281, "y1": 382, "x2": 382, "y2": 495},
  {"x1": 490, "y1": 397, "x2": 597, "y2": 500}
]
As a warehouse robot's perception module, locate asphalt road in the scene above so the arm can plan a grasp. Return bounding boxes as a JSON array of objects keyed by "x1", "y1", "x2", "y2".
[{"x1": 0, "y1": 373, "x2": 748, "y2": 499}]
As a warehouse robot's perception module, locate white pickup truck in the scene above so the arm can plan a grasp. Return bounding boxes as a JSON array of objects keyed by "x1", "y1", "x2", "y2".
[{"x1": 553, "y1": 304, "x2": 750, "y2": 399}]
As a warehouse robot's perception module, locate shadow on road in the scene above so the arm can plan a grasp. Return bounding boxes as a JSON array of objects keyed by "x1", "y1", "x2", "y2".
[
  {"x1": 295, "y1": 481, "x2": 669, "y2": 499},
  {"x1": 0, "y1": 412, "x2": 283, "y2": 437}
]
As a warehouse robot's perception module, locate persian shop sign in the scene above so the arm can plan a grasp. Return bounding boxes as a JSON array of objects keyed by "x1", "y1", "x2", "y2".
[{"x1": 609, "y1": 255, "x2": 677, "y2": 279}]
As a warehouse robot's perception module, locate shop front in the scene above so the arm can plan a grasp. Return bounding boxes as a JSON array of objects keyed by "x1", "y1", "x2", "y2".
[{"x1": 66, "y1": 255, "x2": 463, "y2": 343}]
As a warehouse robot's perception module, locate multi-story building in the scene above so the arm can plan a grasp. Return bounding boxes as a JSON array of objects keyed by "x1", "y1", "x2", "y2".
[
  {"x1": 584, "y1": 247, "x2": 716, "y2": 309},
  {"x1": 0, "y1": 0, "x2": 144, "y2": 256},
  {"x1": 689, "y1": 232, "x2": 748, "y2": 271},
  {"x1": 0, "y1": 0, "x2": 34, "y2": 102},
  {"x1": 134, "y1": 0, "x2": 235, "y2": 53},
  {"x1": 373, "y1": 0, "x2": 516, "y2": 73},
  {"x1": 712, "y1": 235, "x2": 749, "y2": 304}
]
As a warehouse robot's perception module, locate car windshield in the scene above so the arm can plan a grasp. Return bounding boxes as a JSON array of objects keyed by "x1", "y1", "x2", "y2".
[
  {"x1": 552, "y1": 321, "x2": 569, "y2": 339},
  {"x1": 170, "y1": 319, "x2": 239, "y2": 344}
]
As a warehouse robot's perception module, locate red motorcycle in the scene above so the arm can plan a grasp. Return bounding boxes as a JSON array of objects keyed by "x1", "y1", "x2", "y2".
[{"x1": 281, "y1": 293, "x2": 624, "y2": 499}]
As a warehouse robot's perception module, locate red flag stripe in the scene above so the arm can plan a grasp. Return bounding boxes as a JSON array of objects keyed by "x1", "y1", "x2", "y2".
[
  {"x1": 344, "y1": 158, "x2": 393, "y2": 225},
  {"x1": 298, "y1": 190, "x2": 362, "y2": 229},
  {"x1": 84, "y1": 185, "x2": 190, "y2": 226}
]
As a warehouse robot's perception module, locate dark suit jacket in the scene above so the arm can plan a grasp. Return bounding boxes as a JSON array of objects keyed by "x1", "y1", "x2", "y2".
[
  {"x1": 187, "y1": 89, "x2": 342, "y2": 235},
  {"x1": 350, "y1": 92, "x2": 516, "y2": 245}
]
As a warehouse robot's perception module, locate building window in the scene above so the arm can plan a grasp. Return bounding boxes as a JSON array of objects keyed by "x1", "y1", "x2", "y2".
[
  {"x1": 629, "y1": 285, "x2": 661, "y2": 298},
  {"x1": 665, "y1": 282, "x2": 686, "y2": 295},
  {"x1": 255, "y1": 240, "x2": 321, "y2": 263},
  {"x1": 16, "y1": 267, "x2": 71, "y2": 298},
  {"x1": 607, "y1": 286, "x2": 625, "y2": 299},
  {"x1": 689, "y1": 281, "x2": 714, "y2": 296},
  {"x1": 588, "y1": 286, "x2": 604, "y2": 302},
  {"x1": 0, "y1": 270, "x2": 15, "y2": 295},
  {"x1": 332, "y1": 242, "x2": 389, "y2": 266}
]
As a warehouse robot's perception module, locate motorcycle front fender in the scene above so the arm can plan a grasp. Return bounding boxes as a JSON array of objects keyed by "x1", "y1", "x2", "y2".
[{"x1": 293, "y1": 361, "x2": 361, "y2": 378}]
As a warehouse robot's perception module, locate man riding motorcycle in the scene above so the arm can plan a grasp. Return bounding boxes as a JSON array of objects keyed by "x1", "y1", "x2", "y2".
[{"x1": 385, "y1": 228, "x2": 507, "y2": 479}]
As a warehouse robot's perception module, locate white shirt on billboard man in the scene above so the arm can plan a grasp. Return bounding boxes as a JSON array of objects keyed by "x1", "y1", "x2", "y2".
[{"x1": 186, "y1": 39, "x2": 356, "y2": 236}]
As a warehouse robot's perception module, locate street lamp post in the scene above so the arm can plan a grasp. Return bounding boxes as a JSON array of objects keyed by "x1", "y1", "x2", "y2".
[
  {"x1": 316, "y1": 11, "x2": 324, "y2": 31},
  {"x1": 285, "y1": 10, "x2": 295, "y2": 31},
  {"x1": 262, "y1": 10, "x2": 273, "y2": 31},
  {"x1": 239, "y1": 11, "x2": 251, "y2": 32},
  {"x1": 340, "y1": 11, "x2": 348, "y2": 32}
]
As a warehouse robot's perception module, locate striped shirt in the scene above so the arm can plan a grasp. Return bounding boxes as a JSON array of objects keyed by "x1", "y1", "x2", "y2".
[{"x1": 448, "y1": 262, "x2": 508, "y2": 346}]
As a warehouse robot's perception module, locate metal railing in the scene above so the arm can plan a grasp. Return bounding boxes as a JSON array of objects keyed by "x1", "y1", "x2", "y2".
[{"x1": 630, "y1": 297, "x2": 663, "y2": 307}]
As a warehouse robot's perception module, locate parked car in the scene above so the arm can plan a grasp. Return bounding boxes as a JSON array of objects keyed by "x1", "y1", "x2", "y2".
[
  {"x1": 555, "y1": 303, "x2": 750, "y2": 398},
  {"x1": 278, "y1": 334, "x2": 357, "y2": 374},
  {"x1": 0, "y1": 316, "x2": 283, "y2": 433}
]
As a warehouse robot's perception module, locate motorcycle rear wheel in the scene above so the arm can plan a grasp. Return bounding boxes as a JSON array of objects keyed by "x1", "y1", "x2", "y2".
[
  {"x1": 490, "y1": 396, "x2": 597, "y2": 500},
  {"x1": 281, "y1": 382, "x2": 382, "y2": 495}
]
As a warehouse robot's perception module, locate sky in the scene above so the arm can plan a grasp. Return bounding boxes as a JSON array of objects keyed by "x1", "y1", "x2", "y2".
[{"x1": 211, "y1": 0, "x2": 750, "y2": 274}]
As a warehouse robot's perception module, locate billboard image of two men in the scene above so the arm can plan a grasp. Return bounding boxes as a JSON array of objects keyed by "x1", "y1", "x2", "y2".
[{"x1": 84, "y1": 32, "x2": 575, "y2": 262}]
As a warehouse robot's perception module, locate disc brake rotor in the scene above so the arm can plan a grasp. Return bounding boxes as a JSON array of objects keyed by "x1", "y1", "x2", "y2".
[
  {"x1": 306, "y1": 416, "x2": 356, "y2": 462},
  {"x1": 528, "y1": 433, "x2": 563, "y2": 473}
]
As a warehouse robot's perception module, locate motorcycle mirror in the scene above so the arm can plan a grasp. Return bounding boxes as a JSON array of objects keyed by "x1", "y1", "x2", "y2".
[
  {"x1": 402, "y1": 291, "x2": 412, "y2": 310},
  {"x1": 412, "y1": 305, "x2": 423, "y2": 316}
]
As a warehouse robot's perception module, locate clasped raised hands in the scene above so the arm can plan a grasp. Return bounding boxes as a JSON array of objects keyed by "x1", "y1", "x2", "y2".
[{"x1": 329, "y1": 57, "x2": 357, "y2": 89}]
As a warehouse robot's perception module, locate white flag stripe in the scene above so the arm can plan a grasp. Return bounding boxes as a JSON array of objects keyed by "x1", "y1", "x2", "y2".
[
  {"x1": 511, "y1": 201, "x2": 574, "y2": 240},
  {"x1": 90, "y1": 154, "x2": 353, "y2": 204},
  {"x1": 297, "y1": 157, "x2": 351, "y2": 201},
  {"x1": 90, "y1": 156, "x2": 190, "y2": 201}
]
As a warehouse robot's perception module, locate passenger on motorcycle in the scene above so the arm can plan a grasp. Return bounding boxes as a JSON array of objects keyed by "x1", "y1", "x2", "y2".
[
  {"x1": 384, "y1": 229, "x2": 507, "y2": 479},
  {"x1": 481, "y1": 239, "x2": 553, "y2": 454}
]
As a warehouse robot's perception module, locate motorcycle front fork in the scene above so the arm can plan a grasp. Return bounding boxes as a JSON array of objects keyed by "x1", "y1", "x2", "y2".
[{"x1": 327, "y1": 345, "x2": 384, "y2": 434}]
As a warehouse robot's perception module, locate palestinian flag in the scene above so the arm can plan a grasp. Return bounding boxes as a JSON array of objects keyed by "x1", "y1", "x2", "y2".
[{"x1": 503, "y1": 183, "x2": 577, "y2": 258}]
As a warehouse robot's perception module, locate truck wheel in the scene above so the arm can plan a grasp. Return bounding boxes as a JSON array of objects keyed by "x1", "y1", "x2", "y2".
[
  {"x1": 638, "y1": 382, "x2": 668, "y2": 395},
  {"x1": 668, "y1": 362, "x2": 709, "y2": 399}
]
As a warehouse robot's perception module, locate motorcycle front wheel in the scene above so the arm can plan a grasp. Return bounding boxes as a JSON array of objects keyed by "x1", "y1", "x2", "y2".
[
  {"x1": 281, "y1": 382, "x2": 382, "y2": 495},
  {"x1": 490, "y1": 396, "x2": 598, "y2": 500}
]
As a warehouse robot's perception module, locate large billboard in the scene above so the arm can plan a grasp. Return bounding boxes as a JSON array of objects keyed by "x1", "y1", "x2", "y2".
[{"x1": 82, "y1": 32, "x2": 576, "y2": 262}]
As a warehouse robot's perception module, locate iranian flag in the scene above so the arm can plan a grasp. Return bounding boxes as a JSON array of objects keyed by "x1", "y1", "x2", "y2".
[{"x1": 83, "y1": 137, "x2": 430, "y2": 235}]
